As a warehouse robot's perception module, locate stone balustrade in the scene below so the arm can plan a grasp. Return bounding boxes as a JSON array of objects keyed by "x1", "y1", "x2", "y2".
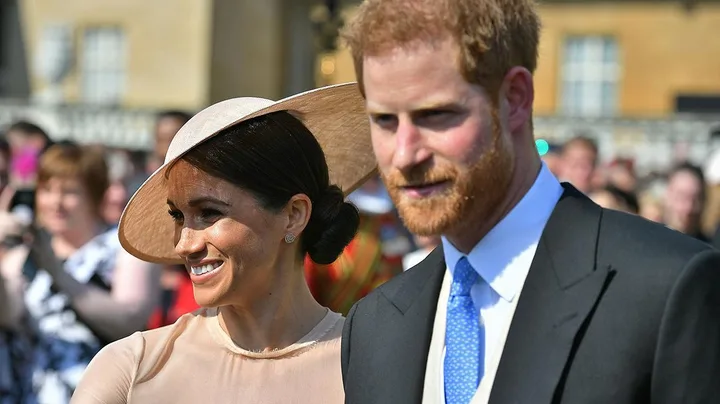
[{"x1": 1, "y1": 99, "x2": 719, "y2": 175}]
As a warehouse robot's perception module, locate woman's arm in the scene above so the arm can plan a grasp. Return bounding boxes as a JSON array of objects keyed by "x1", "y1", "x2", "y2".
[
  {"x1": 32, "y1": 232, "x2": 161, "y2": 341},
  {"x1": 0, "y1": 245, "x2": 29, "y2": 329},
  {"x1": 70, "y1": 332, "x2": 142, "y2": 404}
]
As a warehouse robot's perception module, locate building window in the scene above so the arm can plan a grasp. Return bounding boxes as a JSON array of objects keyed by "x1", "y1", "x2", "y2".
[
  {"x1": 81, "y1": 27, "x2": 126, "y2": 104},
  {"x1": 560, "y1": 36, "x2": 620, "y2": 117}
]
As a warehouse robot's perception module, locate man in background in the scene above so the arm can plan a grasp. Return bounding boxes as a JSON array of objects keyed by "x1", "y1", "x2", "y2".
[
  {"x1": 539, "y1": 142, "x2": 562, "y2": 177},
  {"x1": 558, "y1": 135, "x2": 598, "y2": 194},
  {"x1": 145, "y1": 110, "x2": 192, "y2": 174},
  {"x1": 664, "y1": 162, "x2": 709, "y2": 242}
]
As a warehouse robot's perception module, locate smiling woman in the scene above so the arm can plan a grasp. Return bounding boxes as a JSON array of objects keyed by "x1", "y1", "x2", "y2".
[{"x1": 69, "y1": 83, "x2": 377, "y2": 404}]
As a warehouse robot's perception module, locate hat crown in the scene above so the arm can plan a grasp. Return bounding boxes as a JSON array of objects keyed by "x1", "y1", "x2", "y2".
[{"x1": 164, "y1": 97, "x2": 275, "y2": 164}]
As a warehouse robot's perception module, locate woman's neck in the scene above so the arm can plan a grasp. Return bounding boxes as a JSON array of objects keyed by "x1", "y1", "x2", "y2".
[
  {"x1": 218, "y1": 264, "x2": 327, "y2": 353},
  {"x1": 52, "y1": 220, "x2": 105, "y2": 258}
]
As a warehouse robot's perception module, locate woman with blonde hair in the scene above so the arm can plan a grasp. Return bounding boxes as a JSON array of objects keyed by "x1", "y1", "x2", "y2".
[{"x1": 71, "y1": 83, "x2": 376, "y2": 403}]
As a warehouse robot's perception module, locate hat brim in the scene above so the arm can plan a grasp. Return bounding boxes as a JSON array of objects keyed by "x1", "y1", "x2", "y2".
[{"x1": 118, "y1": 83, "x2": 377, "y2": 264}]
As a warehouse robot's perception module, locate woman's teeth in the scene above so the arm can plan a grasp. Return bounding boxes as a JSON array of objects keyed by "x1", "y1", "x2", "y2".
[{"x1": 190, "y1": 262, "x2": 222, "y2": 275}]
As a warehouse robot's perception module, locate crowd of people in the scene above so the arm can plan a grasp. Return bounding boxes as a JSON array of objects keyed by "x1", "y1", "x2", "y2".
[
  {"x1": 0, "y1": 0, "x2": 719, "y2": 402},
  {"x1": 543, "y1": 135, "x2": 720, "y2": 247}
]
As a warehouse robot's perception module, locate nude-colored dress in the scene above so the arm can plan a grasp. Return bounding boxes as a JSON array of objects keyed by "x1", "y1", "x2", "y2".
[{"x1": 70, "y1": 308, "x2": 345, "y2": 404}]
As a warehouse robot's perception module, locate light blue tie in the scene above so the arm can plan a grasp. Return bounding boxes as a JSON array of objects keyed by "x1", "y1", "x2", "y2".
[{"x1": 444, "y1": 257, "x2": 484, "y2": 404}]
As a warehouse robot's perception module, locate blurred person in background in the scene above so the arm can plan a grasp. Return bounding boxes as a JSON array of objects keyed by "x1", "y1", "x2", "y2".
[
  {"x1": 664, "y1": 162, "x2": 709, "y2": 242},
  {"x1": 589, "y1": 184, "x2": 639, "y2": 214},
  {"x1": 145, "y1": 110, "x2": 192, "y2": 175},
  {"x1": 402, "y1": 234, "x2": 441, "y2": 271},
  {"x1": 539, "y1": 141, "x2": 562, "y2": 177},
  {"x1": 639, "y1": 191, "x2": 665, "y2": 223},
  {"x1": 0, "y1": 142, "x2": 159, "y2": 403},
  {"x1": 143, "y1": 109, "x2": 199, "y2": 329},
  {"x1": 0, "y1": 138, "x2": 10, "y2": 196},
  {"x1": 3, "y1": 121, "x2": 53, "y2": 216},
  {"x1": 605, "y1": 157, "x2": 637, "y2": 193},
  {"x1": 558, "y1": 134, "x2": 598, "y2": 194},
  {"x1": 702, "y1": 147, "x2": 720, "y2": 248},
  {"x1": 305, "y1": 175, "x2": 408, "y2": 315},
  {"x1": 101, "y1": 148, "x2": 132, "y2": 226}
]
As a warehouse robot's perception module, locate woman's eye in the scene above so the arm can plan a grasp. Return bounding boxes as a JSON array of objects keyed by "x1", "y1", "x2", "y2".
[
  {"x1": 167, "y1": 209, "x2": 183, "y2": 223},
  {"x1": 199, "y1": 209, "x2": 222, "y2": 221}
]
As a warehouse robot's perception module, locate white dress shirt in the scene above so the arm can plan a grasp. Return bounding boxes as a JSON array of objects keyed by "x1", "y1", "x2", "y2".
[{"x1": 422, "y1": 163, "x2": 563, "y2": 404}]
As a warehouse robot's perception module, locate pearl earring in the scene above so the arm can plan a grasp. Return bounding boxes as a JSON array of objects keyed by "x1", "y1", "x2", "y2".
[{"x1": 284, "y1": 233, "x2": 296, "y2": 244}]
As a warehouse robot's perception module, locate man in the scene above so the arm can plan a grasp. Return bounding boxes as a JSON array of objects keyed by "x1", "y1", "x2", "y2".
[
  {"x1": 145, "y1": 110, "x2": 192, "y2": 174},
  {"x1": 539, "y1": 141, "x2": 562, "y2": 178},
  {"x1": 340, "y1": 1, "x2": 720, "y2": 403},
  {"x1": 664, "y1": 162, "x2": 709, "y2": 242},
  {"x1": 558, "y1": 135, "x2": 598, "y2": 194}
]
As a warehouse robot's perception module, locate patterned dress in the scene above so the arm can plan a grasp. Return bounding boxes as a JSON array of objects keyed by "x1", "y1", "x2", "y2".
[{"x1": 0, "y1": 228, "x2": 119, "y2": 404}]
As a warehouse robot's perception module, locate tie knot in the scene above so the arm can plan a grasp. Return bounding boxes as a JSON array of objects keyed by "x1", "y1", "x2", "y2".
[{"x1": 451, "y1": 257, "x2": 478, "y2": 296}]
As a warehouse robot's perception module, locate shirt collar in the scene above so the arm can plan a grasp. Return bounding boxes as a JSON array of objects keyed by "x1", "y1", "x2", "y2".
[{"x1": 442, "y1": 163, "x2": 563, "y2": 301}]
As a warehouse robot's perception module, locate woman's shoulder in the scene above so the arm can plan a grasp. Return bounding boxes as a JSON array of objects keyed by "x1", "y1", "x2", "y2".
[
  {"x1": 73, "y1": 310, "x2": 207, "y2": 404},
  {"x1": 94, "y1": 308, "x2": 211, "y2": 378}
]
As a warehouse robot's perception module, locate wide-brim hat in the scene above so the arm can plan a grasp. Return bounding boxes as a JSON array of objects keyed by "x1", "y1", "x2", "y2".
[{"x1": 119, "y1": 82, "x2": 377, "y2": 264}]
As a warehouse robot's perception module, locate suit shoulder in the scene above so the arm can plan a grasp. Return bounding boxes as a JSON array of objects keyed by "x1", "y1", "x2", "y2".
[{"x1": 353, "y1": 249, "x2": 443, "y2": 312}]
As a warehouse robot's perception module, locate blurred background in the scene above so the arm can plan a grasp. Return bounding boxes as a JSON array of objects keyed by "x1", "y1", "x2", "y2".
[
  {"x1": 1, "y1": 1, "x2": 720, "y2": 401},
  {"x1": 1, "y1": 0, "x2": 719, "y2": 164}
]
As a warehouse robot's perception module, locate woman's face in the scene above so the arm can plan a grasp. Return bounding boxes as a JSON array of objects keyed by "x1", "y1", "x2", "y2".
[
  {"x1": 36, "y1": 176, "x2": 97, "y2": 234},
  {"x1": 166, "y1": 160, "x2": 289, "y2": 308}
]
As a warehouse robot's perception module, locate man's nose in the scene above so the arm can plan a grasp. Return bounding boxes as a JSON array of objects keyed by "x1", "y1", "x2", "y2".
[{"x1": 392, "y1": 120, "x2": 431, "y2": 172}]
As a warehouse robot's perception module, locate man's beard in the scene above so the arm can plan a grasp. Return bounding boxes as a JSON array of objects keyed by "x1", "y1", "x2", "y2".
[{"x1": 382, "y1": 115, "x2": 514, "y2": 237}]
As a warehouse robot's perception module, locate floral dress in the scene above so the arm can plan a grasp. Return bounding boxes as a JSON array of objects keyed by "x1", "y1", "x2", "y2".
[{"x1": 0, "y1": 228, "x2": 119, "y2": 404}]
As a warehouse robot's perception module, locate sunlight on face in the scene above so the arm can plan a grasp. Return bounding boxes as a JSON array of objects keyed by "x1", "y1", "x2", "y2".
[
  {"x1": 166, "y1": 160, "x2": 287, "y2": 307},
  {"x1": 363, "y1": 38, "x2": 514, "y2": 236}
]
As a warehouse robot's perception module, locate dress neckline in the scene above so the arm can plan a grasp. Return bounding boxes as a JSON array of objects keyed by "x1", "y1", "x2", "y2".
[{"x1": 206, "y1": 307, "x2": 342, "y2": 359}]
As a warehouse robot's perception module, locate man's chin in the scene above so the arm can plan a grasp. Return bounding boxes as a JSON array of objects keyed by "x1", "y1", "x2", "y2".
[{"x1": 396, "y1": 202, "x2": 457, "y2": 237}]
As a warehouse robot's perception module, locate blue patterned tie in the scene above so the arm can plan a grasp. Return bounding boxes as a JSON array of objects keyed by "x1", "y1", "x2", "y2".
[{"x1": 444, "y1": 257, "x2": 483, "y2": 404}]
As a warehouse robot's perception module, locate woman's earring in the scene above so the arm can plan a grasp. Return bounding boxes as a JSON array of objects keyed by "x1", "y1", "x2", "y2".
[{"x1": 284, "y1": 233, "x2": 296, "y2": 244}]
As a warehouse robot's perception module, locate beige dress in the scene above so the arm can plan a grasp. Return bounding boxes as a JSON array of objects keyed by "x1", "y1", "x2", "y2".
[{"x1": 70, "y1": 308, "x2": 345, "y2": 404}]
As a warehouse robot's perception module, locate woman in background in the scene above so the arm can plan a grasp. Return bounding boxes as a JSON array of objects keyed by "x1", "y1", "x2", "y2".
[{"x1": 0, "y1": 142, "x2": 159, "y2": 403}]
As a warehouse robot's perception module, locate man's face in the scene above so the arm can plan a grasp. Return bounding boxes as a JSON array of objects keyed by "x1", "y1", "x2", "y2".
[
  {"x1": 560, "y1": 144, "x2": 596, "y2": 193},
  {"x1": 665, "y1": 170, "x2": 704, "y2": 233},
  {"x1": 363, "y1": 38, "x2": 514, "y2": 237},
  {"x1": 151, "y1": 117, "x2": 186, "y2": 170}
]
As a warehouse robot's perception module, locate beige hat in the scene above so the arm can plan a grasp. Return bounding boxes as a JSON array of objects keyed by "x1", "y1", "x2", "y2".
[{"x1": 119, "y1": 82, "x2": 377, "y2": 264}]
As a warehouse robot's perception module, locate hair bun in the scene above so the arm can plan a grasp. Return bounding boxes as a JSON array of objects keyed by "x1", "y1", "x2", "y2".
[{"x1": 303, "y1": 185, "x2": 360, "y2": 265}]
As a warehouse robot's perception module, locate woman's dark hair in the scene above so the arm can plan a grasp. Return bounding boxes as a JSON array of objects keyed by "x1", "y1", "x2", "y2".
[
  {"x1": 182, "y1": 111, "x2": 360, "y2": 265},
  {"x1": 603, "y1": 184, "x2": 639, "y2": 214}
]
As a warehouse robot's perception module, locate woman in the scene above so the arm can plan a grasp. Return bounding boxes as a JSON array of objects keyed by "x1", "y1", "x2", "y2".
[
  {"x1": 71, "y1": 83, "x2": 376, "y2": 403},
  {"x1": 0, "y1": 142, "x2": 160, "y2": 403}
]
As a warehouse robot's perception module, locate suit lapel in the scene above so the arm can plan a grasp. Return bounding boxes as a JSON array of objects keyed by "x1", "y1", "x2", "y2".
[
  {"x1": 378, "y1": 246, "x2": 446, "y2": 402},
  {"x1": 489, "y1": 185, "x2": 613, "y2": 404}
]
